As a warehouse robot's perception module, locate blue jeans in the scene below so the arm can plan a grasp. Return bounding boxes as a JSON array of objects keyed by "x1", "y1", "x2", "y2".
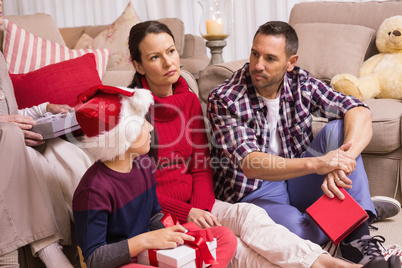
[{"x1": 241, "y1": 120, "x2": 376, "y2": 245}]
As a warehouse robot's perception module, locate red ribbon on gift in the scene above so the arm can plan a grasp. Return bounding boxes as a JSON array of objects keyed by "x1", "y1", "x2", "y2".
[{"x1": 147, "y1": 213, "x2": 218, "y2": 268}]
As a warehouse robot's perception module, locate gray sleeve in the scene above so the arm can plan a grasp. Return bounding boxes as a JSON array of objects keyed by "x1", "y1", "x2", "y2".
[
  {"x1": 85, "y1": 240, "x2": 131, "y2": 268},
  {"x1": 149, "y1": 211, "x2": 166, "y2": 231}
]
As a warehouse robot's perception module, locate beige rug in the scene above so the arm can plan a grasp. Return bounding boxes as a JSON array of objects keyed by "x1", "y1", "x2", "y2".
[{"x1": 370, "y1": 210, "x2": 402, "y2": 245}]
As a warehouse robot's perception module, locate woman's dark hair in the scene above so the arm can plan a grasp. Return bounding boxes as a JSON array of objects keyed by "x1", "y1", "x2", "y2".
[
  {"x1": 254, "y1": 21, "x2": 298, "y2": 57},
  {"x1": 127, "y1": 20, "x2": 175, "y2": 89}
]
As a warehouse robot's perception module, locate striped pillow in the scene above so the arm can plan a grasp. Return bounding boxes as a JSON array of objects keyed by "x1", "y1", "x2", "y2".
[{"x1": 2, "y1": 19, "x2": 110, "y2": 79}]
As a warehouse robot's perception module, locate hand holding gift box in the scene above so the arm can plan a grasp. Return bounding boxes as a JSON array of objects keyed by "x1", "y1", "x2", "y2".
[
  {"x1": 31, "y1": 110, "x2": 80, "y2": 139},
  {"x1": 138, "y1": 213, "x2": 218, "y2": 268}
]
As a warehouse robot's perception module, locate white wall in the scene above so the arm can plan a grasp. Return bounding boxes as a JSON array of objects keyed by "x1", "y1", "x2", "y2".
[{"x1": 2, "y1": 0, "x2": 384, "y2": 62}]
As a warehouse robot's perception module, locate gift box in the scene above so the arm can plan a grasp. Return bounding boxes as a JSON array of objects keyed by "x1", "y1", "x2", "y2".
[
  {"x1": 137, "y1": 238, "x2": 217, "y2": 268},
  {"x1": 31, "y1": 110, "x2": 80, "y2": 139}
]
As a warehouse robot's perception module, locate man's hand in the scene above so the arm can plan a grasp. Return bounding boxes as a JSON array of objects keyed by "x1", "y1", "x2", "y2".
[
  {"x1": 315, "y1": 142, "x2": 356, "y2": 176},
  {"x1": 322, "y1": 169, "x2": 353, "y2": 200},
  {"x1": 46, "y1": 104, "x2": 71, "y2": 114},
  {"x1": 0, "y1": 114, "x2": 44, "y2": 146},
  {"x1": 319, "y1": 142, "x2": 355, "y2": 200},
  {"x1": 187, "y1": 208, "x2": 221, "y2": 229}
]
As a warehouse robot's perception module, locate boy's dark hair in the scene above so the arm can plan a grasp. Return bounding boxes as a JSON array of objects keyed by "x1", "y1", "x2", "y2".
[{"x1": 254, "y1": 21, "x2": 298, "y2": 57}]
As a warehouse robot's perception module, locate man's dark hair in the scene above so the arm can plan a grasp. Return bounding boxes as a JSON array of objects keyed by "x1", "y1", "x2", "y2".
[{"x1": 254, "y1": 21, "x2": 298, "y2": 57}]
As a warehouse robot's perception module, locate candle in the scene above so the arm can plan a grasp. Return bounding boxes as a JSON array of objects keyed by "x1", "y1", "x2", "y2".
[{"x1": 206, "y1": 19, "x2": 223, "y2": 36}]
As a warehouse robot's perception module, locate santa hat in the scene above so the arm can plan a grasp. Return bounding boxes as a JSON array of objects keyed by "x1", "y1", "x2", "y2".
[{"x1": 74, "y1": 84, "x2": 154, "y2": 161}]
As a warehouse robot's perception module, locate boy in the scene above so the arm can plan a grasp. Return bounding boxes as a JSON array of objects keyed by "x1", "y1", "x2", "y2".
[{"x1": 72, "y1": 85, "x2": 236, "y2": 268}]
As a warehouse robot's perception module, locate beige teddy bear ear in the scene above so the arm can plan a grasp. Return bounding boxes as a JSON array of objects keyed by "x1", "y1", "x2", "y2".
[{"x1": 331, "y1": 74, "x2": 380, "y2": 101}]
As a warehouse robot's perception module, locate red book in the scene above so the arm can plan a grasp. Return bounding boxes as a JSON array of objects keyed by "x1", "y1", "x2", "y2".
[{"x1": 306, "y1": 187, "x2": 369, "y2": 245}]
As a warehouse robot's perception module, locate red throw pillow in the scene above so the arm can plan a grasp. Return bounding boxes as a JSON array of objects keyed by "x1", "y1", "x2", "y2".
[{"x1": 10, "y1": 53, "x2": 102, "y2": 109}]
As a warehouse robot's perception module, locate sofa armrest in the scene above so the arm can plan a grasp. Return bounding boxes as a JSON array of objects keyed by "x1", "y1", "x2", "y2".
[
  {"x1": 181, "y1": 70, "x2": 199, "y2": 98},
  {"x1": 102, "y1": 70, "x2": 135, "y2": 87},
  {"x1": 182, "y1": 34, "x2": 207, "y2": 58},
  {"x1": 180, "y1": 34, "x2": 210, "y2": 79}
]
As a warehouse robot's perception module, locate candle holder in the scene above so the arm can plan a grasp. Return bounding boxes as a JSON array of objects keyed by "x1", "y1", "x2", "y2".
[{"x1": 198, "y1": 0, "x2": 232, "y2": 65}]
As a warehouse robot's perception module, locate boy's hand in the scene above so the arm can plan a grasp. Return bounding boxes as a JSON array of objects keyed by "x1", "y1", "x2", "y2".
[
  {"x1": 144, "y1": 225, "x2": 195, "y2": 250},
  {"x1": 128, "y1": 225, "x2": 195, "y2": 258}
]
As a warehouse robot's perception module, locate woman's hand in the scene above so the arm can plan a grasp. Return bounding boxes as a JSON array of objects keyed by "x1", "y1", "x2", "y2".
[
  {"x1": 0, "y1": 114, "x2": 44, "y2": 146},
  {"x1": 46, "y1": 104, "x2": 71, "y2": 114},
  {"x1": 187, "y1": 208, "x2": 221, "y2": 229}
]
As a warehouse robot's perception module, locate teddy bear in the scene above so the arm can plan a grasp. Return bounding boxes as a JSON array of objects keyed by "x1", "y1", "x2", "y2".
[{"x1": 330, "y1": 15, "x2": 402, "y2": 101}]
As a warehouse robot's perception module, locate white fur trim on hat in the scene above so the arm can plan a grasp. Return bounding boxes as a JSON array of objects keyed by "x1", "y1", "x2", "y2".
[{"x1": 82, "y1": 88, "x2": 154, "y2": 161}]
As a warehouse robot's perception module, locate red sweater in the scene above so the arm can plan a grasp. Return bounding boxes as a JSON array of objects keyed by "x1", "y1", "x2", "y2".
[{"x1": 142, "y1": 77, "x2": 215, "y2": 223}]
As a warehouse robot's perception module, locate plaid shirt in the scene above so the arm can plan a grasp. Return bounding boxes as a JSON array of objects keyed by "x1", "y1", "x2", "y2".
[{"x1": 207, "y1": 63, "x2": 367, "y2": 203}]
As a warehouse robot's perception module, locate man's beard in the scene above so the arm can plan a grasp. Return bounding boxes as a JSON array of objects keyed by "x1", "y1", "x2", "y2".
[{"x1": 251, "y1": 69, "x2": 286, "y2": 92}]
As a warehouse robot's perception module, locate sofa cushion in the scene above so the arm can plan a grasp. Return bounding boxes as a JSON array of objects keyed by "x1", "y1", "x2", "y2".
[
  {"x1": 74, "y1": 1, "x2": 141, "y2": 69},
  {"x1": 313, "y1": 99, "x2": 402, "y2": 154},
  {"x1": 2, "y1": 19, "x2": 110, "y2": 79},
  {"x1": 363, "y1": 99, "x2": 402, "y2": 154},
  {"x1": 0, "y1": 13, "x2": 66, "y2": 48},
  {"x1": 11, "y1": 53, "x2": 102, "y2": 109},
  {"x1": 294, "y1": 23, "x2": 375, "y2": 84},
  {"x1": 60, "y1": 25, "x2": 109, "y2": 49},
  {"x1": 74, "y1": 33, "x2": 94, "y2": 50},
  {"x1": 289, "y1": 1, "x2": 402, "y2": 60}
]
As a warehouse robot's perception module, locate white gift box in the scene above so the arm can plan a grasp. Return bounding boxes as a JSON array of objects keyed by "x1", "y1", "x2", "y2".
[
  {"x1": 31, "y1": 111, "x2": 80, "y2": 139},
  {"x1": 137, "y1": 238, "x2": 217, "y2": 268}
]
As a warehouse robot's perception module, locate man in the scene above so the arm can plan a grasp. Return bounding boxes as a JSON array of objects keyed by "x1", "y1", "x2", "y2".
[{"x1": 207, "y1": 21, "x2": 401, "y2": 266}]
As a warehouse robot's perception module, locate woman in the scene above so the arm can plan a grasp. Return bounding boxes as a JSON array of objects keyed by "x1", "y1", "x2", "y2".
[
  {"x1": 0, "y1": 0, "x2": 93, "y2": 266},
  {"x1": 127, "y1": 20, "x2": 369, "y2": 268}
]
